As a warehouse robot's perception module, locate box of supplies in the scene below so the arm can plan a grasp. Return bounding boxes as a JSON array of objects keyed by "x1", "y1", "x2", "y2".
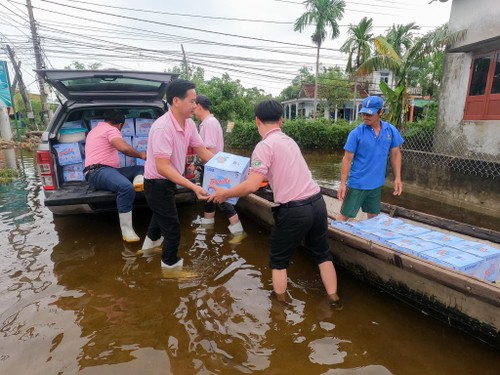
[
  {"x1": 62, "y1": 162, "x2": 85, "y2": 182},
  {"x1": 121, "y1": 118, "x2": 135, "y2": 136},
  {"x1": 358, "y1": 227, "x2": 404, "y2": 245},
  {"x1": 416, "y1": 231, "x2": 465, "y2": 247},
  {"x1": 135, "y1": 118, "x2": 154, "y2": 136},
  {"x1": 53, "y1": 142, "x2": 83, "y2": 166},
  {"x1": 122, "y1": 136, "x2": 133, "y2": 146},
  {"x1": 357, "y1": 214, "x2": 404, "y2": 230},
  {"x1": 202, "y1": 152, "x2": 250, "y2": 205},
  {"x1": 90, "y1": 119, "x2": 103, "y2": 129},
  {"x1": 387, "y1": 237, "x2": 441, "y2": 256},
  {"x1": 132, "y1": 136, "x2": 148, "y2": 152},
  {"x1": 452, "y1": 241, "x2": 500, "y2": 282},
  {"x1": 419, "y1": 247, "x2": 483, "y2": 277},
  {"x1": 118, "y1": 152, "x2": 136, "y2": 167},
  {"x1": 390, "y1": 223, "x2": 431, "y2": 237}
]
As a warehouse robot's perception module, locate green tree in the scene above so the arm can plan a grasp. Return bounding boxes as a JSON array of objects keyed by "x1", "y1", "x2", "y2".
[
  {"x1": 340, "y1": 16, "x2": 373, "y2": 121},
  {"x1": 294, "y1": 0, "x2": 346, "y2": 117},
  {"x1": 357, "y1": 24, "x2": 460, "y2": 129},
  {"x1": 278, "y1": 66, "x2": 315, "y2": 101},
  {"x1": 317, "y1": 67, "x2": 352, "y2": 123},
  {"x1": 64, "y1": 61, "x2": 103, "y2": 70}
]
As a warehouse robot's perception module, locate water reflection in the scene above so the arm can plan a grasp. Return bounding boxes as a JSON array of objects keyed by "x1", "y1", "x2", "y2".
[{"x1": 1, "y1": 151, "x2": 499, "y2": 375}]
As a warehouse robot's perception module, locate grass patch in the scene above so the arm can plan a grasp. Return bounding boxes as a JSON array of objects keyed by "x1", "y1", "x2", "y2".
[{"x1": 0, "y1": 168, "x2": 18, "y2": 184}]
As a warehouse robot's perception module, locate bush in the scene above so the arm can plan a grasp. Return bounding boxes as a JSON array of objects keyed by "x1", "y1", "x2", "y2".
[{"x1": 225, "y1": 119, "x2": 356, "y2": 150}]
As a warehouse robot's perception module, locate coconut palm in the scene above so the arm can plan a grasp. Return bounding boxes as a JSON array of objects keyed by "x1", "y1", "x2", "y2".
[
  {"x1": 340, "y1": 16, "x2": 374, "y2": 121},
  {"x1": 357, "y1": 23, "x2": 461, "y2": 129},
  {"x1": 294, "y1": 0, "x2": 346, "y2": 118}
]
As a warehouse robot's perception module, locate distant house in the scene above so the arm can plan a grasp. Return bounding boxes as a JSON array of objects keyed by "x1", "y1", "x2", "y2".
[
  {"x1": 439, "y1": 0, "x2": 500, "y2": 158},
  {"x1": 282, "y1": 82, "x2": 370, "y2": 122}
]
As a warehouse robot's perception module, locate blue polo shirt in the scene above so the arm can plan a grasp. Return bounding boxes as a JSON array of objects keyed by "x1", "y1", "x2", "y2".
[{"x1": 344, "y1": 120, "x2": 404, "y2": 190}]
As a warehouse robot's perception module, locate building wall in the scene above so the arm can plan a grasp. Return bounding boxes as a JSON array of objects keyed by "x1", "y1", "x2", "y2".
[{"x1": 438, "y1": 0, "x2": 500, "y2": 158}]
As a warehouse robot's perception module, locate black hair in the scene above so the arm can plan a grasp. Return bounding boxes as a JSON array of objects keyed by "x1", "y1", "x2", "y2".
[
  {"x1": 103, "y1": 110, "x2": 125, "y2": 125},
  {"x1": 166, "y1": 79, "x2": 196, "y2": 105},
  {"x1": 254, "y1": 100, "x2": 283, "y2": 123},
  {"x1": 196, "y1": 95, "x2": 211, "y2": 110}
]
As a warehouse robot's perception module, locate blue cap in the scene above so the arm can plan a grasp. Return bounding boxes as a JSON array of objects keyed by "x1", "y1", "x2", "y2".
[{"x1": 359, "y1": 96, "x2": 384, "y2": 115}]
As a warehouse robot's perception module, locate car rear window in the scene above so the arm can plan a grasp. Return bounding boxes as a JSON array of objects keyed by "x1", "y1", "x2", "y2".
[{"x1": 58, "y1": 77, "x2": 163, "y2": 93}]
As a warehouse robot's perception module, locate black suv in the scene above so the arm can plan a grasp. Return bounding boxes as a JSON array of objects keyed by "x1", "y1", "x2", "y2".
[{"x1": 35, "y1": 70, "x2": 194, "y2": 215}]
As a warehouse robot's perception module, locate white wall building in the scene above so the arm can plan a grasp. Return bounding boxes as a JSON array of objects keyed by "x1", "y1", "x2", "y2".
[{"x1": 438, "y1": 0, "x2": 500, "y2": 158}]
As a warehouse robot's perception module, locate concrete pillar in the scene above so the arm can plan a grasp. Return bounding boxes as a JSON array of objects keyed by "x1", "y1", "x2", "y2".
[{"x1": 0, "y1": 106, "x2": 13, "y2": 141}]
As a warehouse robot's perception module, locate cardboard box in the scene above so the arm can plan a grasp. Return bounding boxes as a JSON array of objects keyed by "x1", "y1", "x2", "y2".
[
  {"x1": 416, "y1": 231, "x2": 465, "y2": 247},
  {"x1": 90, "y1": 119, "x2": 103, "y2": 129},
  {"x1": 452, "y1": 241, "x2": 500, "y2": 282},
  {"x1": 419, "y1": 247, "x2": 483, "y2": 277},
  {"x1": 202, "y1": 152, "x2": 250, "y2": 205},
  {"x1": 132, "y1": 136, "x2": 148, "y2": 152},
  {"x1": 387, "y1": 237, "x2": 441, "y2": 256},
  {"x1": 62, "y1": 162, "x2": 85, "y2": 181},
  {"x1": 357, "y1": 214, "x2": 404, "y2": 230},
  {"x1": 135, "y1": 118, "x2": 154, "y2": 136},
  {"x1": 121, "y1": 118, "x2": 135, "y2": 137},
  {"x1": 53, "y1": 142, "x2": 83, "y2": 166},
  {"x1": 391, "y1": 223, "x2": 431, "y2": 237},
  {"x1": 358, "y1": 227, "x2": 404, "y2": 245}
]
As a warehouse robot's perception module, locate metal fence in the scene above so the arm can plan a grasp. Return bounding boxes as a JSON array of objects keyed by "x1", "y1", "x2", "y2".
[{"x1": 400, "y1": 128, "x2": 500, "y2": 180}]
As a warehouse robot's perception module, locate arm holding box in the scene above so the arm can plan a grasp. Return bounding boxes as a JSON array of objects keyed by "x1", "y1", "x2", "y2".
[{"x1": 209, "y1": 172, "x2": 265, "y2": 204}]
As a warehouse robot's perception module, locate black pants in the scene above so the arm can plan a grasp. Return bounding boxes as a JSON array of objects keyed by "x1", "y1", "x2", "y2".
[
  {"x1": 270, "y1": 193, "x2": 332, "y2": 269},
  {"x1": 144, "y1": 178, "x2": 180, "y2": 266}
]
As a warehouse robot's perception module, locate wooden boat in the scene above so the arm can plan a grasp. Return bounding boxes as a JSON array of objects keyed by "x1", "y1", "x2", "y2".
[{"x1": 236, "y1": 185, "x2": 500, "y2": 349}]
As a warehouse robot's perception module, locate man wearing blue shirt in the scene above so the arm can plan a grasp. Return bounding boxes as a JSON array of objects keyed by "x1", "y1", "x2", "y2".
[{"x1": 336, "y1": 96, "x2": 404, "y2": 221}]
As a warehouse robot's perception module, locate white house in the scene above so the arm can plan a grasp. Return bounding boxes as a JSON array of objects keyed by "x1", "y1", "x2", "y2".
[{"x1": 438, "y1": 0, "x2": 500, "y2": 158}]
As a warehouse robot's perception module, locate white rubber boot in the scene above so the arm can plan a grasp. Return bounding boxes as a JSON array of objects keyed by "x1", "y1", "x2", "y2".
[
  {"x1": 228, "y1": 221, "x2": 247, "y2": 244},
  {"x1": 141, "y1": 235, "x2": 164, "y2": 250},
  {"x1": 119, "y1": 211, "x2": 140, "y2": 242},
  {"x1": 228, "y1": 221, "x2": 244, "y2": 234},
  {"x1": 161, "y1": 258, "x2": 184, "y2": 269},
  {"x1": 200, "y1": 217, "x2": 215, "y2": 225},
  {"x1": 133, "y1": 174, "x2": 144, "y2": 192}
]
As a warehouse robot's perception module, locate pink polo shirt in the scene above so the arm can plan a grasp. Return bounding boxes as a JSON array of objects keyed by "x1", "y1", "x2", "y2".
[
  {"x1": 144, "y1": 111, "x2": 204, "y2": 179},
  {"x1": 250, "y1": 128, "x2": 319, "y2": 204},
  {"x1": 199, "y1": 114, "x2": 224, "y2": 153},
  {"x1": 84, "y1": 122, "x2": 121, "y2": 168}
]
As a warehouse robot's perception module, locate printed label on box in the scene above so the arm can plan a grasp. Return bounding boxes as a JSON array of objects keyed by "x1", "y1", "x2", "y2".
[
  {"x1": 132, "y1": 136, "x2": 148, "y2": 152},
  {"x1": 62, "y1": 162, "x2": 85, "y2": 181},
  {"x1": 121, "y1": 118, "x2": 135, "y2": 137},
  {"x1": 53, "y1": 142, "x2": 83, "y2": 166},
  {"x1": 202, "y1": 152, "x2": 250, "y2": 205},
  {"x1": 135, "y1": 118, "x2": 154, "y2": 136}
]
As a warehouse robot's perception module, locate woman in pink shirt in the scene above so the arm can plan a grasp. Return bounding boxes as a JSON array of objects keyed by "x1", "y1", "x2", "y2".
[{"x1": 209, "y1": 100, "x2": 341, "y2": 308}]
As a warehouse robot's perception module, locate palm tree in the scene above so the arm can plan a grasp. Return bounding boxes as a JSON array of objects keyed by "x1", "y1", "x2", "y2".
[
  {"x1": 294, "y1": 0, "x2": 346, "y2": 118},
  {"x1": 357, "y1": 24, "x2": 461, "y2": 129},
  {"x1": 340, "y1": 16, "x2": 374, "y2": 121}
]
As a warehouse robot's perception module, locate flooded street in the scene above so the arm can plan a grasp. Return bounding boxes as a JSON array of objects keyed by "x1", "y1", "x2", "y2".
[{"x1": 1, "y1": 149, "x2": 499, "y2": 374}]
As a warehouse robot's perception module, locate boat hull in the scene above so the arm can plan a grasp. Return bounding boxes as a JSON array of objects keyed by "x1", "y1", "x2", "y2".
[{"x1": 237, "y1": 190, "x2": 500, "y2": 348}]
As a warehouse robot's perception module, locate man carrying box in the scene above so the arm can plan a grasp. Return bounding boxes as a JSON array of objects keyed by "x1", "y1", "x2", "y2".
[
  {"x1": 142, "y1": 79, "x2": 214, "y2": 269},
  {"x1": 84, "y1": 110, "x2": 146, "y2": 243},
  {"x1": 208, "y1": 99, "x2": 341, "y2": 308},
  {"x1": 193, "y1": 94, "x2": 245, "y2": 240}
]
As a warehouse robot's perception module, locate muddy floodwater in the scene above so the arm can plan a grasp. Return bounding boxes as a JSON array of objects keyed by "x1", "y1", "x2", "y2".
[{"x1": 0, "y1": 149, "x2": 499, "y2": 374}]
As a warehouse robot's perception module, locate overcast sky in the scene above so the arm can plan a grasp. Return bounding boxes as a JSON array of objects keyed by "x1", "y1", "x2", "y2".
[{"x1": 0, "y1": 0, "x2": 452, "y2": 96}]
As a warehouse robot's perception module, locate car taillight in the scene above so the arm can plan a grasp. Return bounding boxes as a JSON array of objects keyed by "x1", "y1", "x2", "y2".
[{"x1": 36, "y1": 150, "x2": 56, "y2": 190}]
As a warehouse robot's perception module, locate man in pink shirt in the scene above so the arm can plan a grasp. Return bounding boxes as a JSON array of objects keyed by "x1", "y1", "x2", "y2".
[
  {"x1": 84, "y1": 110, "x2": 146, "y2": 242},
  {"x1": 193, "y1": 95, "x2": 244, "y2": 239},
  {"x1": 142, "y1": 79, "x2": 214, "y2": 269},
  {"x1": 209, "y1": 100, "x2": 341, "y2": 308}
]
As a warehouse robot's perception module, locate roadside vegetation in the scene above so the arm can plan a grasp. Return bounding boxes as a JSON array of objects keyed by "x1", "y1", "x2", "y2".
[{"x1": 0, "y1": 168, "x2": 18, "y2": 184}]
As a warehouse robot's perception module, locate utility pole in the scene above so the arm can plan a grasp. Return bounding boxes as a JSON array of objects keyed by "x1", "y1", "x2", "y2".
[
  {"x1": 26, "y1": 0, "x2": 51, "y2": 127},
  {"x1": 6, "y1": 45, "x2": 38, "y2": 130},
  {"x1": 181, "y1": 44, "x2": 189, "y2": 79}
]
